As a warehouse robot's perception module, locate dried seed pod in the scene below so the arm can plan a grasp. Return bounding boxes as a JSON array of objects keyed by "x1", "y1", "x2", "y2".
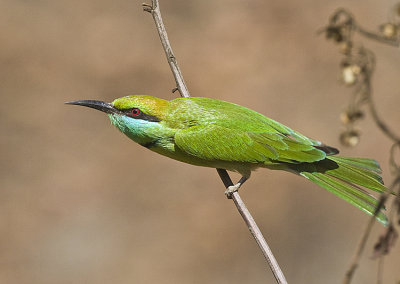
[
  {"x1": 350, "y1": 64, "x2": 361, "y2": 75},
  {"x1": 340, "y1": 112, "x2": 351, "y2": 125},
  {"x1": 380, "y1": 23, "x2": 398, "y2": 38},
  {"x1": 326, "y1": 26, "x2": 344, "y2": 42},
  {"x1": 340, "y1": 110, "x2": 364, "y2": 124},
  {"x1": 340, "y1": 130, "x2": 360, "y2": 147},
  {"x1": 341, "y1": 65, "x2": 358, "y2": 85}
]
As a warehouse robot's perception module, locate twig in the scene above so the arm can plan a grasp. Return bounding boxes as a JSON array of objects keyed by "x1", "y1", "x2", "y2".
[
  {"x1": 323, "y1": 9, "x2": 400, "y2": 281},
  {"x1": 377, "y1": 256, "x2": 384, "y2": 284},
  {"x1": 142, "y1": 1, "x2": 287, "y2": 283},
  {"x1": 343, "y1": 214, "x2": 377, "y2": 284},
  {"x1": 142, "y1": 1, "x2": 190, "y2": 98},
  {"x1": 356, "y1": 25, "x2": 400, "y2": 47},
  {"x1": 366, "y1": 81, "x2": 400, "y2": 143},
  {"x1": 329, "y1": 9, "x2": 400, "y2": 47},
  {"x1": 217, "y1": 169, "x2": 288, "y2": 284},
  {"x1": 342, "y1": 68, "x2": 400, "y2": 284}
]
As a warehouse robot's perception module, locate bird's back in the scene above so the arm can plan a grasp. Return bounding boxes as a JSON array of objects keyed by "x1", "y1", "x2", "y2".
[{"x1": 167, "y1": 97, "x2": 318, "y2": 146}]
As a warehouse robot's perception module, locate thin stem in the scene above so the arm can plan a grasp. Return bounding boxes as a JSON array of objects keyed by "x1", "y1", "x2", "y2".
[
  {"x1": 356, "y1": 26, "x2": 399, "y2": 47},
  {"x1": 377, "y1": 256, "x2": 384, "y2": 284},
  {"x1": 342, "y1": 64, "x2": 400, "y2": 284},
  {"x1": 142, "y1": 2, "x2": 287, "y2": 283},
  {"x1": 330, "y1": 9, "x2": 400, "y2": 47},
  {"x1": 216, "y1": 169, "x2": 288, "y2": 284},
  {"x1": 343, "y1": 215, "x2": 377, "y2": 284},
  {"x1": 366, "y1": 80, "x2": 400, "y2": 143},
  {"x1": 342, "y1": 81, "x2": 390, "y2": 284},
  {"x1": 143, "y1": 0, "x2": 190, "y2": 98}
]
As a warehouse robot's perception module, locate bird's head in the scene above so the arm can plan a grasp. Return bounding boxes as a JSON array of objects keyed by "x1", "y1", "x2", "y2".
[{"x1": 66, "y1": 95, "x2": 170, "y2": 145}]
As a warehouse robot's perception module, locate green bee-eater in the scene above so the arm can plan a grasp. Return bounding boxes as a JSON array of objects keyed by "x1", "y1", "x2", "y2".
[{"x1": 67, "y1": 95, "x2": 389, "y2": 225}]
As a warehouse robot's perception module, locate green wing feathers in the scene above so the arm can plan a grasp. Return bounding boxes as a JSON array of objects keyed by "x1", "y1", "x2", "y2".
[
  {"x1": 175, "y1": 125, "x2": 327, "y2": 164},
  {"x1": 174, "y1": 125, "x2": 279, "y2": 162},
  {"x1": 171, "y1": 98, "x2": 389, "y2": 224},
  {"x1": 294, "y1": 156, "x2": 388, "y2": 225}
]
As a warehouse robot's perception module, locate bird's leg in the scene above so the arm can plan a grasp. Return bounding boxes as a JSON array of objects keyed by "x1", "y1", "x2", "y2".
[
  {"x1": 215, "y1": 169, "x2": 249, "y2": 199},
  {"x1": 225, "y1": 176, "x2": 248, "y2": 199}
]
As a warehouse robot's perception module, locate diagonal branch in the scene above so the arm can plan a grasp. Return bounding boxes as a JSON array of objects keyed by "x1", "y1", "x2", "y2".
[
  {"x1": 217, "y1": 169, "x2": 288, "y2": 284},
  {"x1": 343, "y1": 213, "x2": 378, "y2": 284},
  {"x1": 142, "y1": 1, "x2": 287, "y2": 283},
  {"x1": 143, "y1": 1, "x2": 190, "y2": 98}
]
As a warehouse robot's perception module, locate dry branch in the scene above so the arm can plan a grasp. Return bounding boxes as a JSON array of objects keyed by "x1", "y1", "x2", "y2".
[{"x1": 322, "y1": 6, "x2": 400, "y2": 284}]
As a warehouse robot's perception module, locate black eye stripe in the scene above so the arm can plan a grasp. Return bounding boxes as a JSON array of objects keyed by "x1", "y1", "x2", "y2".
[{"x1": 121, "y1": 108, "x2": 161, "y2": 122}]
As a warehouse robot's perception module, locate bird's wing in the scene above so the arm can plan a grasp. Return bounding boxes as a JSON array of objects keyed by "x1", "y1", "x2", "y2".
[{"x1": 174, "y1": 124, "x2": 327, "y2": 164}]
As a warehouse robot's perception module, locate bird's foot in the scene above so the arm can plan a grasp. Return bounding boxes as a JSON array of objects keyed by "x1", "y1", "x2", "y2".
[{"x1": 225, "y1": 183, "x2": 241, "y2": 199}]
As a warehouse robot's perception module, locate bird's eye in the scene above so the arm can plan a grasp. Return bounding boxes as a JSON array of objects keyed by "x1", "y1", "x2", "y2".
[{"x1": 131, "y1": 108, "x2": 141, "y2": 116}]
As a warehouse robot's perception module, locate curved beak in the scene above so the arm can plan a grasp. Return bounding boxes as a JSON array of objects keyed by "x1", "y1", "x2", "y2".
[{"x1": 65, "y1": 100, "x2": 118, "y2": 114}]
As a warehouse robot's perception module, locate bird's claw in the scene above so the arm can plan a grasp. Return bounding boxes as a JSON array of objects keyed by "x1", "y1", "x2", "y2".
[{"x1": 225, "y1": 184, "x2": 241, "y2": 199}]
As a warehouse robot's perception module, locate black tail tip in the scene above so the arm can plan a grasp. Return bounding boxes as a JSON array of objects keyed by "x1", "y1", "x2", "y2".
[{"x1": 315, "y1": 144, "x2": 339, "y2": 155}]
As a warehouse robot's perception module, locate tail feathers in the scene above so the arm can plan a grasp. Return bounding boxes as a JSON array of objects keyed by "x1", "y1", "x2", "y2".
[
  {"x1": 328, "y1": 156, "x2": 385, "y2": 193},
  {"x1": 295, "y1": 156, "x2": 388, "y2": 225}
]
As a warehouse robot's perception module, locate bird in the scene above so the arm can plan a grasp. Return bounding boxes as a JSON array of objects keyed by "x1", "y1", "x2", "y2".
[{"x1": 66, "y1": 95, "x2": 389, "y2": 225}]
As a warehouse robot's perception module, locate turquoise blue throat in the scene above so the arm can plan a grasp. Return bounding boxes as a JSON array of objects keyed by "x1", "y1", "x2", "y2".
[{"x1": 108, "y1": 114, "x2": 163, "y2": 145}]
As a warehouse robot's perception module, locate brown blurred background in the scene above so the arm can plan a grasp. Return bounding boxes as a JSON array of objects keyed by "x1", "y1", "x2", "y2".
[{"x1": 1, "y1": 0, "x2": 399, "y2": 283}]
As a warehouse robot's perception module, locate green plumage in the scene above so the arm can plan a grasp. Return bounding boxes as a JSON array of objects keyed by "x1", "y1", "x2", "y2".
[
  {"x1": 67, "y1": 95, "x2": 391, "y2": 225},
  {"x1": 163, "y1": 97, "x2": 388, "y2": 224}
]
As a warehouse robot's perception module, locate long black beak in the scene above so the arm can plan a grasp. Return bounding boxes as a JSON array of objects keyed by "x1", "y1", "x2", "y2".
[{"x1": 65, "y1": 100, "x2": 117, "y2": 114}]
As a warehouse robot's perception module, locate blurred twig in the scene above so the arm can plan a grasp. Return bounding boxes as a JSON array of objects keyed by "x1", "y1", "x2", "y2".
[
  {"x1": 377, "y1": 256, "x2": 384, "y2": 284},
  {"x1": 343, "y1": 206, "x2": 382, "y2": 284},
  {"x1": 142, "y1": 1, "x2": 288, "y2": 283},
  {"x1": 322, "y1": 5, "x2": 400, "y2": 284},
  {"x1": 322, "y1": 8, "x2": 400, "y2": 48}
]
